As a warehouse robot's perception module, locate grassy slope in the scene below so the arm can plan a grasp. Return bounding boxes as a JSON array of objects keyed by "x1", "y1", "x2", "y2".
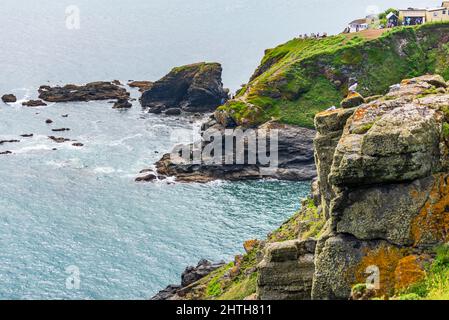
[{"x1": 218, "y1": 22, "x2": 449, "y2": 128}]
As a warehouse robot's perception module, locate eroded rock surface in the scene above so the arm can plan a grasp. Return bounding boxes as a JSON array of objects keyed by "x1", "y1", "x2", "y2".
[
  {"x1": 258, "y1": 239, "x2": 316, "y2": 300},
  {"x1": 311, "y1": 74, "x2": 449, "y2": 299}
]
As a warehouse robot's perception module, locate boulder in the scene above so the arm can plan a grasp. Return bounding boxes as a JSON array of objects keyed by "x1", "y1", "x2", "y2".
[
  {"x1": 38, "y1": 81, "x2": 129, "y2": 102},
  {"x1": 72, "y1": 142, "x2": 84, "y2": 147},
  {"x1": 340, "y1": 92, "x2": 365, "y2": 109},
  {"x1": 140, "y1": 62, "x2": 228, "y2": 113},
  {"x1": 112, "y1": 99, "x2": 132, "y2": 109},
  {"x1": 1, "y1": 94, "x2": 17, "y2": 103},
  {"x1": 135, "y1": 173, "x2": 157, "y2": 182}
]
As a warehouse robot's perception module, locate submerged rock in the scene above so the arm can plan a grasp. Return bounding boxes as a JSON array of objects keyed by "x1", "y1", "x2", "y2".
[
  {"x1": 140, "y1": 62, "x2": 229, "y2": 113},
  {"x1": 72, "y1": 142, "x2": 84, "y2": 147},
  {"x1": 0, "y1": 140, "x2": 20, "y2": 145},
  {"x1": 48, "y1": 136, "x2": 70, "y2": 143},
  {"x1": 22, "y1": 100, "x2": 47, "y2": 107},
  {"x1": 1, "y1": 94, "x2": 17, "y2": 103},
  {"x1": 38, "y1": 81, "x2": 130, "y2": 102},
  {"x1": 52, "y1": 128, "x2": 70, "y2": 132}
]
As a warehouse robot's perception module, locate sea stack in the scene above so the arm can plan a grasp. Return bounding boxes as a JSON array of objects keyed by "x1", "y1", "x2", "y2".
[{"x1": 140, "y1": 62, "x2": 229, "y2": 113}]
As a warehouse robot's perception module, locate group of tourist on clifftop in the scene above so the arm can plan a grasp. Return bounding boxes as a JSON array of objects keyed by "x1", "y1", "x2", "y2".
[{"x1": 297, "y1": 32, "x2": 328, "y2": 40}]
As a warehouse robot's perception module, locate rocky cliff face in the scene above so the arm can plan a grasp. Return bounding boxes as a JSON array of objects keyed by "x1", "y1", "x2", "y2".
[
  {"x1": 311, "y1": 74, "x2": 449, "y2": 299},
  {"x1": 140, "y1": 62, "x2": 229, "y2": 113}
]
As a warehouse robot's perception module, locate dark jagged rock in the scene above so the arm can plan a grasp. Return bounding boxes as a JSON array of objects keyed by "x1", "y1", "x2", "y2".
[
  {"x1": 45, "y1": 119, "x2": 53, "y2": 124},
  {"x1": 112, "y1": 99, "x2": 132, "y2": 109},
  {"x1": 2, "y1": 94, "x2": 17, "y2": 103},
  {"x1": 22, "y1": 100, "x2": 47, "y2": 107},
  {"x1": 52, "y1": 128, "x2": 70, "y2": 132},
  {"x1": 151, "y1": 259, "x2": 225, "y2": 300},
  {"x1": 38, "y1": 81, "x2": 130, "y2": 103},
  {"x1": 128, "y1": 81, "x2": 154, "y2": 92},
  {"x1": 0, "y1": 151, "x2": 12, "y2": 155},
  {"x1": 0, "y1": 140, "x2": 20, "y2": 145},
  {"x1": 72, "y1": 142, "x2": 84, "y2": 147},
  {"x1": 20, "y1": 134, "x2": 33, "y2": 138},
  {"x1": 140, "y1": 62, "x2": 229, "y2": 113}
]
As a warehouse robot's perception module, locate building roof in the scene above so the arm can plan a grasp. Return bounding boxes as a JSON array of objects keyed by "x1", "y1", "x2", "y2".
[
  {"x1": 386, "y1": 12, "x2": 398, "y2": 19},
  {"x1": 349, "y1": 18, "x2": 367, "y2": 25}
]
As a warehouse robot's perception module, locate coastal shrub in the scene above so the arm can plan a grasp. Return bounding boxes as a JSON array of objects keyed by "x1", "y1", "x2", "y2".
[{"x1": 395, "y1": 245, "x2": 449, "y2": 300}]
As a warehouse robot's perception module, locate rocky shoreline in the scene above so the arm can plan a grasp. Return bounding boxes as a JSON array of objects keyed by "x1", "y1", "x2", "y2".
[{"x1": 151, "y1": 260, "x2": 226, "y2": 300}]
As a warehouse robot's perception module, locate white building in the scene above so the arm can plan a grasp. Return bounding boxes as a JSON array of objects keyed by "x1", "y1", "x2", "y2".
[{"x1": 348, "y1": 18, "x2": 369, "y2": 33}]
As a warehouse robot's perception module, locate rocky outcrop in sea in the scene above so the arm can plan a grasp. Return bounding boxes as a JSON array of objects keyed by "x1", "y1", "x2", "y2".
[
  {"x1": 140, "y1": 62, "x2": 229, "y2": 114},
  {"x1": 38, "y1": 81, "x2": 130, "y2": 103}
]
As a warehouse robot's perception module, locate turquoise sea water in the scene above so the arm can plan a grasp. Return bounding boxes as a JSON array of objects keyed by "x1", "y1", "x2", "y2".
[
  {"x1": 0, "y1": 0, "x2": 437, "y2": 300},
  {"x1": 0, "y1": 95, "x2": 310, "y2": 299}
]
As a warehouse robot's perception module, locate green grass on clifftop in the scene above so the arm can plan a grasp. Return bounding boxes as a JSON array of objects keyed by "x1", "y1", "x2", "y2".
[{"x1": 218, "y1": 22, "x2": 449, "y2": 128}]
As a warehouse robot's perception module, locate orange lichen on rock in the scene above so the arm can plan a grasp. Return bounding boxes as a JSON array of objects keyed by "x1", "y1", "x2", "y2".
[
  {"x1": 394, "y1": 255, "x2": 427, "y2": 292},
  {"x1": 243, "y1": 239, "x2": 259, "y2": 253},
  {"x1": 354, "y1": 245, "x2": 405, "y2": 298},
  {"x1": 411, "y1": 174, "x2": 449, "y2": 246}
]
